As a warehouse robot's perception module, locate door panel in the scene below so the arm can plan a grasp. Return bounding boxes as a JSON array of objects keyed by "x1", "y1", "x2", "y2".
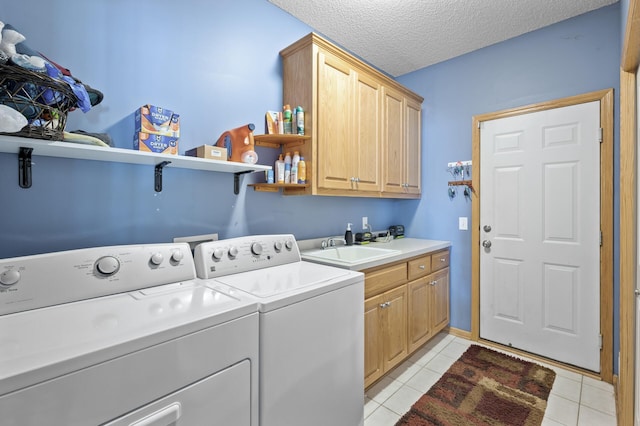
[
  {"x1": 382, "y1": 285, "x2": 407, "y2": 371},
  {"x1": 317, "y1": 51, "x2": 354, "y2": 190},
  {"x1": 480, "y1": 101, "x2": 601, "y2": 371},
  {"x1": 355, "y1": 72, "x2": 381, "y2": 191}
]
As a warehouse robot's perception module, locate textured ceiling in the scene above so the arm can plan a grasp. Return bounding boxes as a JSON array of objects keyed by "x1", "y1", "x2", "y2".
[{"x1": 268, "y1": 0, "x2": 618, "y2": 77}]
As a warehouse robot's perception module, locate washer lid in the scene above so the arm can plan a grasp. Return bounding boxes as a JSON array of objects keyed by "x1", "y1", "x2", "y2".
[
  {"x1": 0, "y1": 281, "x2": 257, "y2": 396},
  {"x1": 214, "y1": 261, "x2": 352, "y2": 297}
]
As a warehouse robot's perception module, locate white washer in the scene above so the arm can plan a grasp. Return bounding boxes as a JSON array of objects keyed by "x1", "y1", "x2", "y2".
[
  {"x1": 194, "y1": 234, "x2": 365, "y2": 426},
  {"x1": 0, "y1": 243, "x2": 259, "y2": 426}
]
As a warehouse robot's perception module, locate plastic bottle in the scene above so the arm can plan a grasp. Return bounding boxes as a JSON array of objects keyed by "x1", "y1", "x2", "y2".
[
  {"x1": 292, "y1": 151, "x2": 300, "y2": 169},
  {"x1": 291, "y1": 163, "x2": 298, "y2": 185},
  {"x1": 295, "y1": 106, "x2": 304, "y2": 135},
  {"x1": 284, "y1": 163, "x2": 291, "y2": 185},
  {"x1": 283, "y1": 105, "x2": 293, "y2": 134},
  {"x1": 284, "y1": 152, "x2": 292, "y2": 183},
  {"x1": 297, "y1": 156, "x2": 306, "y2": 184},
  {"x1": 275, "y1": 154, "x2": 285, "y2": 184},
  {"x1": 345, "y1": 223, "x2": 354, "y2": 246}
]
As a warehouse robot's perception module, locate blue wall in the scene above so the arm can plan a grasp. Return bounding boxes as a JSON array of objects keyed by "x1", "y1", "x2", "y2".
[
  {"x1": 397, "y1": 4, "x2": 621, "y2": 370},
  {"x1": 0, "y1": 0, "x2": 397, "y2": 259},
  {"x1": 1, "y1": 1, "x2": 622, "y2": 370}
]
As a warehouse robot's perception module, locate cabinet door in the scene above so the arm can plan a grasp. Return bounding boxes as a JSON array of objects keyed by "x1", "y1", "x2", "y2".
[
  {"x1": 407, "y1": 276, "x2": 430, "y2": 354},
  {"x1": 404, "y1": 97, "x2": 422, "y2": 195},
  {"x1": 317, "y1": 50, "x2": 355, "y2": 190},
  {"x1": 364, "y1": 295, "x2": 384, "y2": 388},
  {"x1": 382, "y1": 284, "x2": 408, "y2": 372},
  {"x1": 382, "y1": 87, "x2": 405, "y2": 193},
  {"x1": 354, "y1": 72, "x2": 381, "y2": 192},
  {"x1": 430, "y1": 268, "x2": 450, "y2": 334}
]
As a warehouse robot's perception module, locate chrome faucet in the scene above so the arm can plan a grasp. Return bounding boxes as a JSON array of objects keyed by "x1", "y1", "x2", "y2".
[
  {"x1": 321, "y1": 237, "x2": 346, "y2": 249},
  {"x1": 364, "y1": 222, "x2": 372, "y2": 233},
  {"x1": 328, "y1": 237, "x2": 347, "y2": 247}
]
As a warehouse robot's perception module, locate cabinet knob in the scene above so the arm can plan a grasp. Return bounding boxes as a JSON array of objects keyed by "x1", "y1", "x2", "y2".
[
  {"x1": 440, "y1": 258, "x2": 446, "y2": 262},
  {"x1": 380, "y1": 301, "x2": 391, "y2": 308},
  {"x1": 418, "y1": 265, "x2": 425, "y2": 270},
  {"x1": 430, "y1": 280, "x2": 437, "y2": 286}
]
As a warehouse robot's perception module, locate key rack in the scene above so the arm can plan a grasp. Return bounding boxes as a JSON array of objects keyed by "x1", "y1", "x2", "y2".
[
  {"x1": 0, "y1": 135, "x2": 270, "y2": 194},
  {"x1": 447, "y1": 160, "x2": 474, "y2": 200}
]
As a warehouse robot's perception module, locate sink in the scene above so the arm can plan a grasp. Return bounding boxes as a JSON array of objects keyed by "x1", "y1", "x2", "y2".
[{"x1": 301, "y1": 246, "x2": 401, "y2": 266}]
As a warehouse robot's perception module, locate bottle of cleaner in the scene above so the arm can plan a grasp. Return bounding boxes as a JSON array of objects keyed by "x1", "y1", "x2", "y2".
[
  {"x1": 295, "y1": 106, "x2": 304, "y2": 135},
  {"x1": 297, "y1": 156, "x2": 306, "y2": 184},
  {"x1": 284, "y1": 152, "x2": 292, "y2": 183},
  {"x1": 283, "y1": 105, "x2": 293, "y2": 134},
  {"x1": 284, "y1": 162, "x2": 291, "y2": 185},
  {"x1": 275, "y1": 154, "x2": 285, "y2": 184},
  {"x1": 345, "y1": 223, "x2": 354, "y2": 246},
  {"x1": 292, "y1": 151, "x2": 300, "y2": 169}
]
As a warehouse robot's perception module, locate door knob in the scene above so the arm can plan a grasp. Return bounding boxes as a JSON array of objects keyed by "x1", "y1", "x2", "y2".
[
  {"x1": 483, "y1": 225, "x2": 492, "y2": 232},
  {"x1": 482, "y1": 240, "x2": 492, "y2": 248}
]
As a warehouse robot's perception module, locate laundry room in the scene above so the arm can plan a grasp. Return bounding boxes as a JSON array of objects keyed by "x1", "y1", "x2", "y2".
[{"x1": 0, "y1": 0, "x2": 631, "y2": 425}]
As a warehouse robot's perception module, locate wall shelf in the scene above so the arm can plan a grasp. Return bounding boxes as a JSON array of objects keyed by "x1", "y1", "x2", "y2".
[
  {"x1": 254, "y1": 134, "x2": 310, "y2": 149},
  {"x1": 0, "y1": 134, "x2": 271, "y2": 193},
  {"x1": 248, "y1": 183, "x2": 309, "y2": 193},
  {"x1": 251, "y1": 134, "x2": 311, "y2": 194}
]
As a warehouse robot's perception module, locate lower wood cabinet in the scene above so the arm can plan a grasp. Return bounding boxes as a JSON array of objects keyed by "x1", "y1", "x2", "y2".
[
  {"x1": 364, "y1": 285, "x2": 408, "y2": 387},
  {"x1": 364, "y1": 248, "x2": 450, "y2": 389},
  {"x1": 408, "y1": 268, "x2": 450, "y2": 354}
]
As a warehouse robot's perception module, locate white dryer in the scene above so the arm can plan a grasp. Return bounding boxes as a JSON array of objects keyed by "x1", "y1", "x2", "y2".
[
  {"x1": 0, "y1": 243, "x2": 259, "y2": 426},
  {"x1": 194, "y1": 234, "x2": 365, "y2": 426}
]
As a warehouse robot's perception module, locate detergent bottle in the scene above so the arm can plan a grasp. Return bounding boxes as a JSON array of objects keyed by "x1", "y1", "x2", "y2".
[
  {"x1": 275, "y1": 154, "x2": 285, "y2": 184},
  {"x1": 297, "y1": 156, "x2": 306, "y2": 184}
]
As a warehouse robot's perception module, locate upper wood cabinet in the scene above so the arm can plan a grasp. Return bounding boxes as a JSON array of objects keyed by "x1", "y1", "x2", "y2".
[
  {"x1": 280, "y1": 33, "x2": 422, "y2": 198},
  {"x1": 382, "y1": 88, "x2": 422, "y2": 196}
]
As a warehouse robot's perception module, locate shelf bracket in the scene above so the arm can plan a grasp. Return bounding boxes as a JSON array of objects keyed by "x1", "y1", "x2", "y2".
[
  {"x1": 18, "y1": 147, "x2": 33, "y2": 189},
  {"x1": 233, "y1": 171, "x2": 253, "y2": 195},
  {"x1": 154, "y1": 161, "x2": 172, "y2": 192}
]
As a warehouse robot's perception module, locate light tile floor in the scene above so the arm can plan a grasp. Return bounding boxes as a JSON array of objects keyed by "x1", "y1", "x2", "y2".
[{"x1": 364, "y1": 333, "x2": 617, "y2": 426}]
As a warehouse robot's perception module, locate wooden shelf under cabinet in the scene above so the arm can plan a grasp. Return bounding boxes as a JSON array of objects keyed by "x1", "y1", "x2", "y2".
[
  {"x1": 251, "y1": 134, "x2": 312, "y2": 194},
  {"x1": 253, "y1": 134, "x2": 310, "y2": 149}
]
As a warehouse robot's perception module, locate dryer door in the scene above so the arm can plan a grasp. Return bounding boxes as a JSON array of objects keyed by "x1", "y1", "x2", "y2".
[{"x1": 104, "y1": 359, "x2": 251, "y2": 426}]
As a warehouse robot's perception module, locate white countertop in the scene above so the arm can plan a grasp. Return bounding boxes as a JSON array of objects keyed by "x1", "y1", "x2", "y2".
[{"x1": 299, "y1": 237, "x2": 451, "y2": 271}]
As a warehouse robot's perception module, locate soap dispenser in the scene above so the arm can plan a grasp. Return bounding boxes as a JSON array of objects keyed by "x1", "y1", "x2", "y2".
[{"x1": 345, "y1": 223, "x2": 354, "y2": 246}]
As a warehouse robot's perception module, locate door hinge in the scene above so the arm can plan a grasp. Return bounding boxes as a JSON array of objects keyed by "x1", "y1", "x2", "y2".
[
  {"x1": 600, "y1": 230, "x2": 603, "y2": 247},
  {"x1": 598, "y1": 128, "x2": 603, "y2": 143},
  {"x1": 599, "y1": 334, "x2": 603, "y2": 350}
]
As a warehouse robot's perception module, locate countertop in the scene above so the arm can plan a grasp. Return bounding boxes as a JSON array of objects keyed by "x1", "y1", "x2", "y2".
[{"x1": 298, "y1": 237, "x2": 451, "y2": 271}]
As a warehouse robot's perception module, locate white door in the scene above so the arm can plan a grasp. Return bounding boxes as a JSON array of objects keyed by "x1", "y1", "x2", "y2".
[{"x1": 480, "y1": 101, "x2": 601, "y2": 371}]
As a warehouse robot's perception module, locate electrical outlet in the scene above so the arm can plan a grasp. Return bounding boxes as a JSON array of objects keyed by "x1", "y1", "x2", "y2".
[
  {"x1": 362, "y1": 216, "x2": 368, "y2": 230},
  {"x1": 459, "y1": 217, "x2": 468, "y2": 230}
]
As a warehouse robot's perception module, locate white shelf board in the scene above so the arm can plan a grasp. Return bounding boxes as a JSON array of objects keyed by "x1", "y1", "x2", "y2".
[{"x1": 0, "y1": 135, "x2": 271, "y2": 174}]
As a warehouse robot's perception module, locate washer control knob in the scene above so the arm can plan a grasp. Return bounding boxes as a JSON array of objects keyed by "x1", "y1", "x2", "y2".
[
  {"x1": 96, "y1": 256, "x2": 120, "y2": 276},
  {"x1": 0, "y1": 269, "x2": 20, "y2": 287},
  {"x1": 228, "y1": 246, "x2": 239, "y2": 258},
  {"x1": 150, "y1": 252, "x2": 164, "y2": 265},
  {"x1": 274, "y1": 241, "x2": 283, "y2": 252},
  {"x1": 285, "y1": 240, "x2": 294, "y2": 250},
  {"x1": 251, "y1": 242, "x2": 263, "y2": 255},
  {"x1": 171, "y1": 250, "x2": 184, "y2": 262},
  {"x1": 212, "y1": 248, "x2": 225, "y2": 260}
]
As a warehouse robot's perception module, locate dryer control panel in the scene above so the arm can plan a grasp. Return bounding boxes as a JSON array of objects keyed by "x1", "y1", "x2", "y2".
[
  {"x1": 0, "y1": 243, "x2": 195, "y2": 316},
  {"x1": 194, "y1": 234, "x2": 300, "y2": 279}
]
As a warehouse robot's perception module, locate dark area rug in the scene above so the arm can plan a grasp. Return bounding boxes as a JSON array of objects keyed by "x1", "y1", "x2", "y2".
[{"x1": 396, "y1": 344, "x2": 556, "y2": 426}]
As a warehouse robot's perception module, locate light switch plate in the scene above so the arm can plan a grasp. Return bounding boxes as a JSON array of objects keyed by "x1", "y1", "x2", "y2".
[
  {"x1": 459, "y1": 217, "x2": 468, "y2": 230},
  {"x1": 362, "y1": 216, "x2": 368, "y2": 229}
]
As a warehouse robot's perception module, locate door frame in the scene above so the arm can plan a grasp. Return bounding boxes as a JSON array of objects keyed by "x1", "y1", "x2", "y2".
[
  {"x1": 470, "y1": 89, "x2": 614, "y2": 382},
  {"x1": 620, "y1": 0, "x2": 640, "y2": 422}
]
